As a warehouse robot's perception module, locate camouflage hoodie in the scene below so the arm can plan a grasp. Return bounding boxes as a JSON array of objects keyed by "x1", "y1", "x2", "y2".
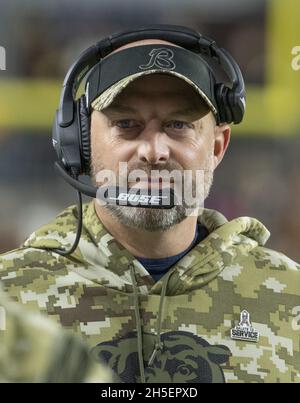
[
  {"x1": 0, "y1": 285, "x2": 111, "y2": 383},
  {"x1": 0, "y1": 201, "x2": 299, "y2": 383}
]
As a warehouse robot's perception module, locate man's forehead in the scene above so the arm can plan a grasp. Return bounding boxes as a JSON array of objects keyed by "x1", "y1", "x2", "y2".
[
  {"x1": 104, "y1": 84, "x2": 209, "y2": 117},
  {"x1": 119, "y1": 72, "x2": 193, "y2": 88},
  {"x1": 111, "y1": 74, "x2": 207, "y2": 106},
  {"x1": 102, "y1": 102, "x2": 209, "y2": 120}
]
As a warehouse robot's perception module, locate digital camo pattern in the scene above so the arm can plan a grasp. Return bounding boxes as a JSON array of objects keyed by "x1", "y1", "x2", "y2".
[
  {"x1": 0, "y1": 285, "x2": 111, "y2": 383},
  {"x1": 0, "y1": 200, "x2": 299, "y2": 383}
]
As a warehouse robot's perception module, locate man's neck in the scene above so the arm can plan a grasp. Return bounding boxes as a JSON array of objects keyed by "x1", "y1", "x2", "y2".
[{"x1": 93, "y1": 200, "x2": 198, "y2": 259}]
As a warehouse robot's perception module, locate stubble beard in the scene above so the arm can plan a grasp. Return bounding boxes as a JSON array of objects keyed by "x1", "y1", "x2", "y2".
[{"x1": 91, "y1": 156, "x2": 214, "y2": 232}]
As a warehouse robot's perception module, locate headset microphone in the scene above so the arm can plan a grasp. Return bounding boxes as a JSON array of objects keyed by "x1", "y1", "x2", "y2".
[
  {"x1": 55, "y1": 162, "x2": 175, "y2": 208},
  {"x1": 52, "y1": 162, "x2": 175, "y2": 256}
]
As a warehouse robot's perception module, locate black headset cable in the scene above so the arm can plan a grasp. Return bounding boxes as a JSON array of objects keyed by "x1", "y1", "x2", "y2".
[{"x1": 50, "y1": 167, "x2": 83, "y2": 257}]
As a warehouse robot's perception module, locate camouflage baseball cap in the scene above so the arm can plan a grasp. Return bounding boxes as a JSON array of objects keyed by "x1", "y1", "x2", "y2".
[{"x1": 86, "y1": 44, "x2": 218, "y2": 118}]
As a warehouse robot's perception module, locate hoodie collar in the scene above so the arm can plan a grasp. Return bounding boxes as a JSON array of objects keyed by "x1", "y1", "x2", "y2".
[{"x1": 24, "y1": 201, "x2": 270, "y2": 296}]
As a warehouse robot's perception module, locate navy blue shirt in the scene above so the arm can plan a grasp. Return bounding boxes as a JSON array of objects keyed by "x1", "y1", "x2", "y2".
[{"x1": 135, "y1": 225, "x2": 209, "y2": 282}]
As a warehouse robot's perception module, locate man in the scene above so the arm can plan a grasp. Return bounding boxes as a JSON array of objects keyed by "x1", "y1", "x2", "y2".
[{"x1": 0, "y1": 27, "x2": 299, "y2": 383}]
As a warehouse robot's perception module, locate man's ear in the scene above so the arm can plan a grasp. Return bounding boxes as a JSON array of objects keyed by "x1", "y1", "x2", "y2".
[{"x1": 213, "y1": 123, "x2": 231, "y2": 169}]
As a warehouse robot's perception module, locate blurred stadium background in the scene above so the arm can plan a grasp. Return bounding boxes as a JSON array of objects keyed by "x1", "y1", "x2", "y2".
[{"x1": 0, "y1": 0, "x2": 299, "y2": 261}]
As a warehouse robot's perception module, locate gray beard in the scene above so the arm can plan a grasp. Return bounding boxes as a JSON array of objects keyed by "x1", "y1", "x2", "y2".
[
  {"x1": 91, "y1": 157, "x2": 214, "y2": 232},
  {"x1": 104, "y1": 202, "x2": 189, "y2": 232}
]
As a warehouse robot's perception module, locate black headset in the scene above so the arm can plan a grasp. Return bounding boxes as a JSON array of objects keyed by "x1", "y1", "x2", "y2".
[
  {"x1": 50, "y1": 24, "x2": 245, "y2": 256},
  {"x1": 52, "y1": 23, "x2": 245, "y2": 179}
]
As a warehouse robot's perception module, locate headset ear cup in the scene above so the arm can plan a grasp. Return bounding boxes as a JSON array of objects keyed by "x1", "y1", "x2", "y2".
[
  {"x1": 215, "y1": 84, "x2": 233, "y2": 124},
  {"x1": 79, "y1": 95, "x2": 91, "y2": 175},
  {"x1": 215, "y1": 83, "x2": 226, "y2": 124},
  {"x1": 225, "y1": 88, "x2": 235, "y2": 124}
]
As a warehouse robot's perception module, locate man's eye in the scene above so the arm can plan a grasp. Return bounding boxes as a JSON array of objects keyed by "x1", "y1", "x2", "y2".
[
  {"x1": 165, "y1": 121, "x2": 190, "y2": 130},
  {"x1": 116, "y1": 120, "x2": 139, "y2": 129}
]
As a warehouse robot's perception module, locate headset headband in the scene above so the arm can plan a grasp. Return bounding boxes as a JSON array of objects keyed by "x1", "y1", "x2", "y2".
[{"x1": 58, "y1": 24, "x2": 245, "y2": 128}]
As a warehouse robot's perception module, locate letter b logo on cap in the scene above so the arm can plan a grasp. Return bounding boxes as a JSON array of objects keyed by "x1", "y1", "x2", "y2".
[{"x1": 139, "y1": 48, "x2": 176, "y2": 71}]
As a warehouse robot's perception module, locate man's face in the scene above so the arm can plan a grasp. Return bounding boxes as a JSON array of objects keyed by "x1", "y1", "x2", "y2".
[{"x1": 90, "y1": 73, "x2": 223, "y2": 231}]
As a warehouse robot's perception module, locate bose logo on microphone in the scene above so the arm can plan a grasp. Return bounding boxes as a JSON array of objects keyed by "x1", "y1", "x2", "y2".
[{"x1": 109, "y1": 193, "x2": 166, "y2": 204}]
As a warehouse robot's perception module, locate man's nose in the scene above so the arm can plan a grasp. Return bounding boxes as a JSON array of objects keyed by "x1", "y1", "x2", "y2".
[{"x1": 136, "y1": 123, "x2": 170, "y2": 165}]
